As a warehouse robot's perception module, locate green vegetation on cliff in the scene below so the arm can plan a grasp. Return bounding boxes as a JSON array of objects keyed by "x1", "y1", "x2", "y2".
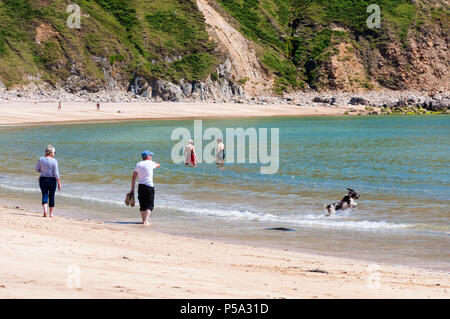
[
  {"x1": 217, "y1": 0, "x2": 448, "y2": 91},
  {"x1": 0, "y1": 0, "x2": 217, "y2": 89},
  {"x1": 0, "y1": 0, "x2": 448, "y2": 93}
]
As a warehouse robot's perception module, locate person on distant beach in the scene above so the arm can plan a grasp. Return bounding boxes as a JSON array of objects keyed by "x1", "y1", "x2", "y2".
[
  {"x1": 96, "y1": 103, "x2": 100, "y2": 111},
  {"x1": 215, "y1": 137, "x2": 225, "y2": 168},
  {"x1": 57, "y1": 101, "x2": 61, "y2": 111},
  {"x1": 130, "y1": 150, "x2": 160, "y2": 225},
  {"x1": 35, "y1": 145, "x2": 62, "y2": 217},
  {"x1": 184, "y1": 139, "x2": 197, "y2": 167}
]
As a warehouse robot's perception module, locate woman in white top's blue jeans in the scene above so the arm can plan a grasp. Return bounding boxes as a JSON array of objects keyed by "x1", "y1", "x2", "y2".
[{"x1": 35, "y1": 145, "x2": 62, "y2": 217}]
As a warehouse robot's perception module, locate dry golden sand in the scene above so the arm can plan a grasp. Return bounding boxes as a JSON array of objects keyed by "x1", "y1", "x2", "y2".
[
  {"x1": 0, "y1": 207, "x2": 448, "y2": 299},
  {"x1": 0, "y1": 101, "x2": 367, "y2": 125}
]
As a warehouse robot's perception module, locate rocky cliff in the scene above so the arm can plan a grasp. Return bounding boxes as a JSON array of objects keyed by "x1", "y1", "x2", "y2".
[{"x1": 0, "y1": 0, "x2": 448, "y2": 102}]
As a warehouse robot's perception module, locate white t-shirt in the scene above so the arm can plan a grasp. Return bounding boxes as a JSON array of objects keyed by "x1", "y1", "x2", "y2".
[{"x1": 134, "y1": 160, "x2": 157, "y2": 187}]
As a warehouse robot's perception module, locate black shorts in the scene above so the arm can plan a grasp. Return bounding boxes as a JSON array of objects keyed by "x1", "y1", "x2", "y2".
[{"x1": 138, "y1": 184, "x2": 155, "y2": 211}]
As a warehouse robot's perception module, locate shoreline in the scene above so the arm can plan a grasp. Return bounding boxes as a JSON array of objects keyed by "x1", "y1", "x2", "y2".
[
  {"x1": 0, "y1": 190, "x2": 448, "y2": 275},
  {"x1": 163, "y1": 226, "x2": 450, "y2": 275},
  {"x1": 1, "y1": 99, "x2": 447, "y2": 127},
  {"x1": 0, "y1": 113, "x2": 355, "y2": 127},
  {"x1": 1, "y1": 112, "x2": 447, "y2": 128},
  {"x1": 0, "y1": 88, "x2": 447, "y2": 126},
  {"x1": 0, "y1": 205, "x2": 449, "y2": 298},
  {"x1": 0, "y1": 100, "x2": 370, "y2": 126}
]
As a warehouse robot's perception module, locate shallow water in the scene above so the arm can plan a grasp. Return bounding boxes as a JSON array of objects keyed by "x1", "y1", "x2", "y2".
[{"x1": 0, "y1": 115, "x2": 449, "y2": 271}]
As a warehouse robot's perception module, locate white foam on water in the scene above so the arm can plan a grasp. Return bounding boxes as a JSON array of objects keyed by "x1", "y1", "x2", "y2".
[
  {"x1": 0, "y1": 183, "x2": 125, "y2": 206},
  {"x1": 289, "y1": 216, "x2": 410, "y2": 231},
  {"x1": 59, "y1": 192, "x2": 125, "y2": 206},
  {"x1": 158, "y1": 203, "x2": 274, "y2": 221},
  {"x1": 0, "y1": 184, "x2": 38, "y2": 193},
  {"x1": 157, "y1": 202, "x2": 411, "y2": 231},
  {"x1": 0, "y1": 183, "x2": 417, "y2": 232}
]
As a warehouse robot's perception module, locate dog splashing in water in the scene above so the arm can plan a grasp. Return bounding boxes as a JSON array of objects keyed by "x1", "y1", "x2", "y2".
[{"x1": 324, "y1": 188, "x2": 360, "y2": 217}]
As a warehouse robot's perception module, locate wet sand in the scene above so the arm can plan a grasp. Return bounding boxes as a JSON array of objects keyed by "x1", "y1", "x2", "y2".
[{"x1": 0, "y1": 206, "x2": 448, "y2": 298}]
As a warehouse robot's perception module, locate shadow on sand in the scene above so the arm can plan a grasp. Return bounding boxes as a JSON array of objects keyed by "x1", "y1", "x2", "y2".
[{"x1": 107, "y1": 221, "x2": 143, "y2": 225}]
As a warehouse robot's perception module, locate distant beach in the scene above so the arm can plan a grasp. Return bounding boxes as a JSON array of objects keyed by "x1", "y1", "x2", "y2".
[{"x1": 0, "y1": 100, "x2": 370, "y2": 125}]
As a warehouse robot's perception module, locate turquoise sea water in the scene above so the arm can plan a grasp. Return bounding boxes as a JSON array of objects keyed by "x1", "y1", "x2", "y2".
[{"x1": 0, "y1": 115, "x2": 449, "y2": 271}]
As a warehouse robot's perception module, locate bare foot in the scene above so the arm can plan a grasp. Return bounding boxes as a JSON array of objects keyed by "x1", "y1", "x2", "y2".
[{"x1": 43, "y1": 213, "x2": 48, "y2": 217}]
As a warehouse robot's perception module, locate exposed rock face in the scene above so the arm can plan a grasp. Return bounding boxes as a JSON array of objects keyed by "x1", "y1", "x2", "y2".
[
  {"x1": 1, "y1": 0, "x2": 449, "y2": 102},
  {"x1": 323, "y1": 40, "x2": 378, "y2": 92},
  {"x1": 349, "y1": 97, "x2": 369, "y2": 106},
  {"x1": 179, "y1": 79, "x2": 193, "y2": 97},
  {"x1": 2, "y1": 81, "x2": 448, "y2": 117},
  {"x1": 94, "y1": 56, "x2": 124, "y2": 93},
  {"x1": 313, "y1": 96, "x2": 336, "y2": 105},
  {"x1": 63, "y1": 74, "x2": 100, "y2": 93},
  {"x1": 61, "y1": 55, "x2": 127, "y2": 94},
  {"x1": 1, "y1": 1, "x2": 448, "y2": 102},
  {"x1": 425, "y1": 97, "x2": 450, "y2": 111},
  {"x1": 308, "y1": 19, "x2": 449, "y2": 93},
  {"x1": 128, "y1": 76, "x2": 149, "y2": 96},
  {"x1": 151, "y1": 80, "x2": 184, "y2": 102},
  {"x1": 373, "y1": 23, "x2": 450, "y2": 92},
  {"x1": 35, "y1": 23, "x2": 58, "y2": 44},
  {"x1": 127, "y1": 59, "x2": 244, "y2": 102},
  {"x1": 63, "y1": 59, "x2": 99, "y2": 93},
  {"x1": 286, "y1": 90, "x2": 449, "y2": 113},
  {"x1": 196, "y1": 0, "x2": 273, "y2": 96}
]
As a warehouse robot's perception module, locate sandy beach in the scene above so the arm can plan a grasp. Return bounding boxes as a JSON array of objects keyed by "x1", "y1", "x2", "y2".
[
  {"x1": 0, "y1": 205, "x2": 448, "y2": 299},
  {"x1": 0, "y1": 101, "x2": 368, "y2": 125},
  {"x1": 0, "y1": 100, "x2": 448, "y2": 299},
  {"x1": 0, "y1": 0, "x2": 448, "y2": 302}
]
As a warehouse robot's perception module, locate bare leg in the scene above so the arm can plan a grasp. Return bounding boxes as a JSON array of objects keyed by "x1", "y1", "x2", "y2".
[
  {"x1": 49, "y1": 206, "x2": 54, "y2": 217},
  {"x1": 140, "y1": 210, "x2": 152, "y2": 225},
  {"x1": 42, "y1": 204, "x2": 48, "y2": 217},
  {"x1": 145, "y1": 209, "x2": 152, "y2": 225}
]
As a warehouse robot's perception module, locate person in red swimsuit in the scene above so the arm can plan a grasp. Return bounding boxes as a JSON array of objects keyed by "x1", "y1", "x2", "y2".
[{"x1": 184, "y1": 139, "x2": 197, "y2": 167}]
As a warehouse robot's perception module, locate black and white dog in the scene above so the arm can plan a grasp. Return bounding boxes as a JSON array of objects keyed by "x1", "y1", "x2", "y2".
[{"x1": 324, "y1": 188, "x2": 360, "y2": 216}]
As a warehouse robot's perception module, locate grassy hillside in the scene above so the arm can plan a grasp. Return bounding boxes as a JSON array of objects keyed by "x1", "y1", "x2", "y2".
[
  {"x1": 0, "y1": 0, "x2": 218, "y2": 89},
  {"x1": 0, "y1": 0, "x2": 448, "y2": 93},
  {"x1": 217, "y1": 0, "x2": 449, "y2": 91}
]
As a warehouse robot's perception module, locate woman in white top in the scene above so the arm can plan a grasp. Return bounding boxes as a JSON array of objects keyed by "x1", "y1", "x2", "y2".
[{"x1": 184, "y1": 139, "x2": 197, "y2": 167}]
